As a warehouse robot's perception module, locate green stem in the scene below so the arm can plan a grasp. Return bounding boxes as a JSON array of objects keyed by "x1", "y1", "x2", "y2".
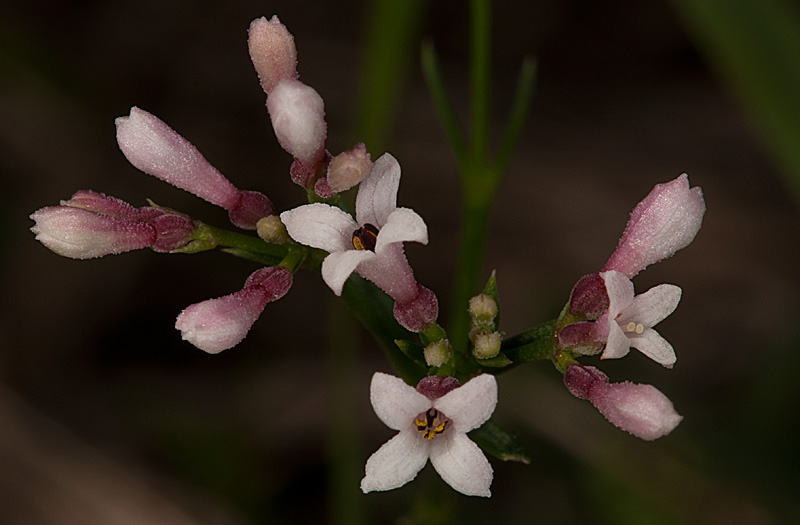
[
  {"x1": 469, "y1": 0, "x2": 491, "y2": 167},
  {"x1": 501, "y1": 319, "x2": 558, "y2": 366}
]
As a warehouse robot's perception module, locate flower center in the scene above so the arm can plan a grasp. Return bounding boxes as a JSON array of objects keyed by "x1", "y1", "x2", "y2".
[
  {"x1": 352, "y1": 223, "x2": 379, "y2": 251},
  {"x1": 624, "y1": 321, "x2": 645, "y2": 334},
  {"x1": 414, "y1": 408, "x2": 450, "y2": 440}
]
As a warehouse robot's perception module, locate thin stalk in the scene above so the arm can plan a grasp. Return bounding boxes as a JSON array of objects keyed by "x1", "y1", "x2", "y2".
[{"x1": 469, "y1": 0, "x2": 491, "y2": 168}]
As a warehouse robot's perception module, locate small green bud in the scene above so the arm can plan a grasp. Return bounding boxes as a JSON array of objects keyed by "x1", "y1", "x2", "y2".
[
  {"x1": 424, "y1": 339, "x2": 451, "y2": 367},
  {"x1": 257, "y1": 215, "x2": 290, "y2": 244},
  {"x1": 469, "y1": 293, "x2": 498, "y2": 329},
  {"x1": 472, "y1": 331, "x2": 502, "y2": 360}
]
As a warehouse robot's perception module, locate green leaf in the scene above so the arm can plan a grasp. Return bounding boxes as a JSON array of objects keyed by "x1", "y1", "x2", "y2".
[
  {"x1": 502, "y1": 319, "x2": 557, "y2": 365},
  {"x1": 395, "y1": 339, "x2": 427, "y2": 368},
  {"x1": 469, "y1": 420, "x2": 531, "y2": 464},
  {"x1": 476, "y1": 352, "x2": 512, "y2": 369}
]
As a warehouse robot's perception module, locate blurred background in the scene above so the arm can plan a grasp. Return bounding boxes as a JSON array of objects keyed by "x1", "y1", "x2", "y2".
[{"x1": 2, "y1": 0, "x2": 799, "y2": 523}]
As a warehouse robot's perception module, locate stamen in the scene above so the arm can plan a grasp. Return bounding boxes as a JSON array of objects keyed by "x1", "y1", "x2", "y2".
[
  {"x1": 414, "y1": 408, "x2": 450, "y2": 440},
  {"x1": 624, "y1": 321, "x2": 646, "y2": 334},
  {"x1": 352, "y1": 223, "x2": 379, "y2": 251}
]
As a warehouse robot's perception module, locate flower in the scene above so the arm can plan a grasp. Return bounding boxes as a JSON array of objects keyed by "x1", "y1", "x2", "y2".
[
  {"x1": 593, "y1": 270, "x2": 682, "y2": 367},
  {"x1": 280, "y1": 153, "x2": 428, "y2": 304},
  {"x1": 602, "y1": 174, "x2": 705, "y2": 279},
  {"x1": 564, "y1": 364, "x2": 683, "y2": 440},
  {"x1": 361, "y1": 373, "x2": 496, "y2": 497},
  {"x1": 247, "y1": 15, "x2": 298, "y2": 95},
  {"x1": 175, "y1": 266, "x2": 293, "y2": 353},
  {"x1": 115, "y1": 107, "x2": 274, "y2": 230},
  {"x1": 30, "y1": 190, "x2": 193, "y2": 259}
]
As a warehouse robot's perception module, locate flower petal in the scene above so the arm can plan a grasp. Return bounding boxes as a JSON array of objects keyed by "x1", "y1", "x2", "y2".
[
  {"x1": 355, "y1": 153, "x2": 400, "y2": 227},
  {"x1": 600, "y1": 320, "x2": 631, "y2": 360},
  {"x1": 434, "y1": 374, "x2": 497, "y2": 433},
  {"x1": 618, "y1": 283, "x2": 681, "y2": 328},
  {"x1": 628, "y1": 328, "x2": 677, "y2": 368},
  {"x1": 600, "y1": 270, "x2": 634, "y2": 319},
  {"x1": 280, "y1": 203, "x2": 356, "y2": 253},
  {"x1": 374, "y1": 208, "x2": 428, "y2": 253},
  {"x1": 429, "y1": 432, "x2": 493, "y2": 497},
  {"x1": 321, "y1": 249, "x2": 375, "y2": 296},
  {"x1": 361, "y1": 430, "x2": 429, "y2": 493},
  {"x1": 369, "y1": 372, "x2": 431, "y2": 431}
]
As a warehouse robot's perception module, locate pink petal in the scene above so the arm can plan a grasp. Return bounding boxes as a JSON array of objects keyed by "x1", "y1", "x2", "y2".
[
  {"x1": 618, "y1": 283, "x2": 681, "y2": 328},
  {"x1": 356, "y1": 243, "x2": 418, "y2": 303},
  {"x1": 321, "y1": 249, "x2": 375, "y2": 296},
  {"x1": 355, "y1": 153, "x2": 401, "y2": 227},
  {"x1": 627, "y1": 329, "x2": 676, "y2": 368},
  {"x1": 374, "y1": 208, "x2": 428, "y2": 253},
  {"x1": 429, "y1": 432, "x2": 493, "y2": 497}
]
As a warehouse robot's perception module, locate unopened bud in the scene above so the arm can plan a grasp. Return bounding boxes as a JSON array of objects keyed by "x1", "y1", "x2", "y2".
[
  {"x1": 326, "y1": 143, "x2": 372, "y2": 193},
  {"x1": 469, "y1": 293, "x2": 497, "y2": 329},
  {"x1": 248, "y1": 16, "x2": 298, "y2": 95},
  {"x1": 256, "y1": 215, "x2": 290, "y2": 244},
  {"x1": 267, "y1": 79, "x2": 327, "y2": 166},
  {"x1": 472, "y1": 331, "x2": 502, "y2": 360},
  {"x1": 423, "y1": 340, "x2": 451, "y2": 367}
]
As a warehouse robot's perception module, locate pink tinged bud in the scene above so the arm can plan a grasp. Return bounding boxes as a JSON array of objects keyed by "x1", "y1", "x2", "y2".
[
  {"x1": 557, "y1": 321, "x2": 603, "y2": 354},
  {"x1": 568, "y1": 273, "x2": 608, "y2": 319},
  {"x1": 228, "y1": 190, "x2": 275, "y2": 230},
  {"x1": 62, "y1": 190, "x2": 161, "y2": 222},
  {"x1": 248, "y1": 15, "x2": 298, "y2": 95},
  {"x1": 116, "y1": 107, "x2": 243, "y2": 210},
  {"x1": 603, "y1": 174, "x2": 706, "y2": 278},
  {"x1": 313, "y1": 177, "x2": 336, "y2": 199},
  {"x1": 267, "y1": 79, "x2": 327, "y2": 166},
  {"x1": 30, "y1": 205, "x2": 156, "y2": 259},
  {"x1": 149, "y1": 214, "x2": 195, "y2": 252},
  {"x1": 564, "y1": 365, "x2": 683, "y2": 440},
  {"x1": 326, "y1": 143, "x2": 373, "y2": 193},
  {"x1": 416, "y1": 376, "x2": 461, "y2": 400},
  {"x1": 393, "y1": 285, "x2": 439, "y2": 333},
  {"x1": 175, "y1": 267, "x2": 293, "y2": 353}
]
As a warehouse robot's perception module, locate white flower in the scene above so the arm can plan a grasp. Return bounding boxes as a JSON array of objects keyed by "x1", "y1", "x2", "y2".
[
  {"x1": 595, "y1": 270, "x2": 682, "y2": 367},
  {"x1": 360, "y1": 372, "x2": 497, "y2": 497},
  {"x1": 280, "y1": 153, "x2": 427, "y2": 304}
]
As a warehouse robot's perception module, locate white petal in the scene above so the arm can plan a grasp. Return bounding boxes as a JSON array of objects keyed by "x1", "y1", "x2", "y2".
[
  {"x1": 361, "y1": 430, "x2": 429, "y2": 493},
  {"x1": 628, "y1": 328, "x2": 676, "y2": 368},
  {"x1": 369, "y1": 372, "x2": 431, "y2": 431},
  {"x1": 601, "y1": 321, "x2": 631, "y2": 360},
  {"x1": 321, "y1": 249, "x2": 375, "y2": 296},
  {"x1": 374, "y1": 208, "x2": 428, "y2": 253},
  {"x1": 356, "y1": 153, "x2": 400, "y2": 227},
  {"x1": 280, "y1": 203, "x2": 356, "y2": 253},
  {"x1": 600, "y1": 270, "x2": 634, "y2": 319},
  {"x1": 619, "y1": 283, "x2": 681, "y2": 328},
  {"x1": 434, "y1": 375, "x2": 497, "y2": 433},
  {"x1": 429, "y1": 432, "x2": 493, "y2": 497}
]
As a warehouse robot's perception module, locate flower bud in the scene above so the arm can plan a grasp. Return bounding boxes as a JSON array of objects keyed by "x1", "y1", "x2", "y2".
[
  {"x1": 602, "y1": 174, "x2": 705, "y2": 278},
  {"x1": 393, "y1": 285, "x2": 439, "y2": 333},
  {"x1": 175, "y1": 266, "x2": 293, "y2": 353},
  {"x1": 566, "y1": 273, "x2": 608, "y2": 319},
  {"x1": 468, "y1": 293, "x2": 498, "y2": 329},
  {"x1": 423, "y1": 340, "x2": 451, "y2": 367},
  {"x1": 267, "y1": 79, "x2": 327, "y2": 166},
  {"x1": 472, "y1": 331, "x2": 502, "y2": 360},
  {"x1": 416, "y1": 375, "x2": 460, "y2": 400},
  {"x1": 326, "y1": 143, "x2": 372, "y2": 193},
  {"x1": 256, "y1": 215, "x2": 290, "y2": 244},
  {"x1": 247, "y1": 15, "x2": 298, "y2": 95},
  {"x1": 564, "y1": 365, "x2": 682, "y2": 440}
]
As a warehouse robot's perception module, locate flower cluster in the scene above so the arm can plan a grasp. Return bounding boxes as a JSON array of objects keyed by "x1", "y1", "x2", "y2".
[{"x1": 29, "y1": 14, "x2": 706, "y2": 498}]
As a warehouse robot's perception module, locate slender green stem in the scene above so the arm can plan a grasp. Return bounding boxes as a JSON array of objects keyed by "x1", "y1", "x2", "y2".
[
  {"x1": 494, "y1": 56, "x2": 537, "y2": 174},
  {"x1": 469, "y1": 0, "x2": 491, "y2": 168}
]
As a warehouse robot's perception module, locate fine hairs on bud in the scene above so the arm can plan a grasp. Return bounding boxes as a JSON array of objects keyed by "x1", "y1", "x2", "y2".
[{"x1": 248, "y1": 16, "x2": 298, "y2": 95}]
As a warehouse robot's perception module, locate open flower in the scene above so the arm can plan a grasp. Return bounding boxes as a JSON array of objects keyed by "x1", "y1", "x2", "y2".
[
  {"x1": 592, "y1": 270, "x2": 681, "y2": 367},
  {"x1": 361, "y1": 373, "x2": 496, "y2": 497},
  {"x1": 564, "y1": 364, "x2": 683, "y2": 440},
  {"x1": 281, "y1": 153, "x2": 427, "y2": 305}
]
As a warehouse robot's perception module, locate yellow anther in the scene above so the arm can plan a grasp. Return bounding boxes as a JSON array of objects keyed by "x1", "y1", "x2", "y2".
[{"x1": 626, "y1": 322, "x2": 637, "y2": 332}]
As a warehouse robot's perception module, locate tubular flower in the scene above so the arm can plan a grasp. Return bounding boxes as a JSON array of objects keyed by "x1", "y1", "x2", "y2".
[
  {"x1": 175, "y1": 266, "x2": 293, "y2": 353},
  {"x1": 592, "y1": 270, "x2": 682, "y2": 367},
  {"x1": 602, "y1": 174, "x2": 705, "y2": 279},
  {"x1": 564, "y1": 365, "x2": 683, "y2": 440},
  {"x1": 30, "y1": 190, "x2": 193, "y2": 259},
  {"x1": 361, "y1": 373, "x2": 497, "y2": 497},
  {"x1": 116, "y1": 107, "x2": 274, "y2": 230},
  {"x1": 281, "y1": 153, "x2": 429, "y2": 304}
]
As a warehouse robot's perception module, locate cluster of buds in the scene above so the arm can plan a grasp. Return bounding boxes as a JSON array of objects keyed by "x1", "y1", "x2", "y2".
[
  {"x1": 555, "y1": 174, "x2": 705, "y2": 438},
  {"x1": 28, "y1": 13, "x2": 708, "y2": 500}
]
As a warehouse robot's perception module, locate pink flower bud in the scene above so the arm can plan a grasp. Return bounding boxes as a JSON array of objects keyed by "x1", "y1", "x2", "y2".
[
  {"x1": 267, "y1": 79, "x2": 327, "y2": 166},
  {"x1": 116, "y1": 107, "x2": 242, "y2": 210},
  {"x1": 416, "y1": 375, "x2": 461, "y2": 400},
  {"x1": 393, "y1": 285, "x2": 439, "y2": 333},
  {"x1": 175, "y1": 267, "x2": 293, "y2": 353},
  {"x1": 30, "y1": 190, "x2": 194, "y2": 259},
  {"x1": 602, "y1": 174, "x2": 705, "y2": 278},
  {"x1": 248, "y1": 15, "x2": 298, "y2": 95},
  {"x1": 564, "y1": 365, "x2": 683, "y2": 440},
  {"x1": 326, "y1": 143, "x2": 372, "y2": 193},
  {"x1": 567, "y1": 273, "x2": 608, "y2": 319}
]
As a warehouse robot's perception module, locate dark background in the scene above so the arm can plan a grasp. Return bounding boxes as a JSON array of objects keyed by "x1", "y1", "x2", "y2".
[{"x1": 2, "y1": 1, "x2": 798, "y2": 523}]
